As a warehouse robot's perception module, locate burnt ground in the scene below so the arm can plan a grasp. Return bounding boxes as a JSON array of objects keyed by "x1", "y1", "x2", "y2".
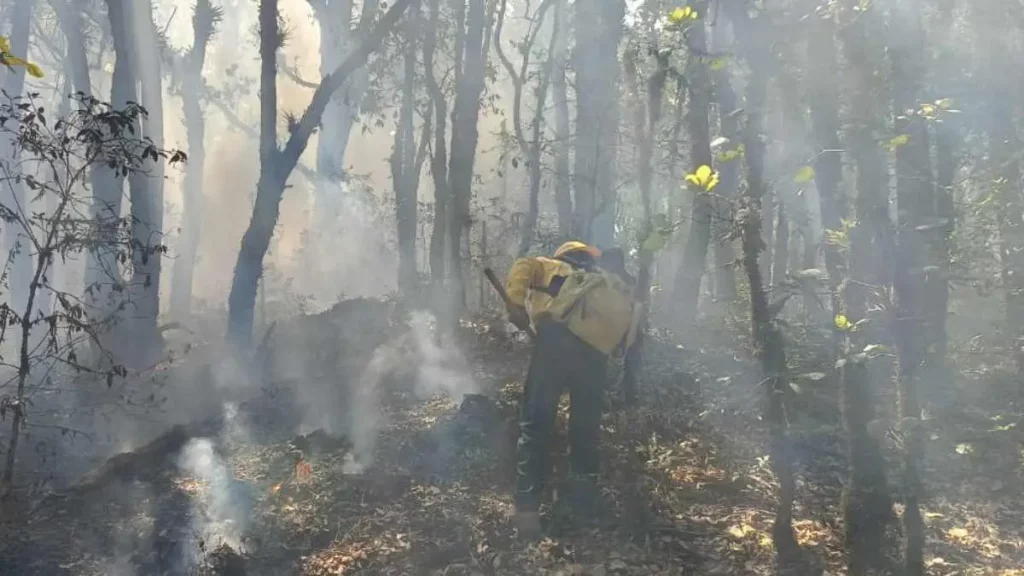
[{"x1": 1, "y1": 306, "x2": 1023, "y2": 576}]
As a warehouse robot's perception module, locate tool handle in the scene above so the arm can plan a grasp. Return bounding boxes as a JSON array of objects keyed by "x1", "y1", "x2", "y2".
[{"x1": 483, "y1": 267, "x2": 537, "y2": 339}]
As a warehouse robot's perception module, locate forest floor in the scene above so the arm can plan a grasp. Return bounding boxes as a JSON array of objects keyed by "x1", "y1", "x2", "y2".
[{"x1": 2, "y1": 302, "x2": 1023, "y2": 575}]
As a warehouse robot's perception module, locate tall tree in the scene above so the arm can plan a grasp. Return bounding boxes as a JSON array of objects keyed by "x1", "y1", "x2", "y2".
[
  {"x1": 837, "y1": 0, "x2": 898, "y2": 571},
  {"x1": 888, "y1": 0, "x2": 934, "y2": 571},
  {"x1": 446, "y1": 0, "x2": 493, "y2": 318},
  {"x1": 727, "y1": 3, "x2": 800, "y2": 565},
  {"x1": 125, "y1": 0, "x2": 167, "y2": 358},
  {"x1": 424, "y1": 0, "x2": 449, "y2": 294},
  {"x1": 673, "y1": 1, "x2": 713, "y2": 328},
  {"x1": 170, "y1": 0, "x2": 221, "y2": 320},
  {"x1": 494, "y1": 0, "x2": 556, "y2": 255},
  {"x1": 0, "y1": 0, "x2": 36, "y2": 314},
  {"x1": 972, "y1": 1, "x2": 1024, "y2": 376},
  {"x1": 308, "y1": 0, "x2": 379, "y2": 239},
  {"x1": 551, "y1": 0, "x2": 572, "y2": 238},
  {"x1": 709, "y1": 14, "x2": 737, "y2": 302},
  {"x1": 572, "y1": 0, "x2": 623, "y2": 246},
  {"x1": 226, "y1": 0, "x2": 415, "y2": 346},
  {"x1": 86, "y1": 0, "x2": 135, "y2": 323},
  {"x1": 391, "y1": 9, "x2": 429, "y2": 293}
]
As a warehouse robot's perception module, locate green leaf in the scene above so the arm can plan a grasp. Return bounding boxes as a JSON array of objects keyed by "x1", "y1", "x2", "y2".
[
  {"x1": 642, "y1": 231, "x2": 668, "y2": 253},
  {"x1": 793, "y1": 165, "x2": 815, "y2": 184}
]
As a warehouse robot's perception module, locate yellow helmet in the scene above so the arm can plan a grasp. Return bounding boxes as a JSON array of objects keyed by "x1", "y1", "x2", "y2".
[{"x1": 554, "y1": 240, "x2": 601, "y2": 259}]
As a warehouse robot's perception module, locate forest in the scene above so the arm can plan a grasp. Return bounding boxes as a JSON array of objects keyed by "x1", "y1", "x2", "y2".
[{"x1": 0, "y1": 0, "x2": 1021, "y2": 574}]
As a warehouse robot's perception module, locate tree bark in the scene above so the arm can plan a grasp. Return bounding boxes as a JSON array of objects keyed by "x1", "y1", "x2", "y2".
[
  {"x1": 838, "y1": 1, "x2": 898, "y2": 571},
  {"x1": 424, "y1": 0, "x2": 448, "y2": 297},
  {"x1": 447, "y1": 0, "x2": 493, "y2": 319},
  {"x1": 673, "y1": 1, "x2": 713, "y2": 328},
  {"x1": 226, "y1": 0, "x2": 414, "y2": 346},
  {"x1": 0, "y1": 0, "x2": 35, "y2": 315},
  {"x1": 551, "y1": 0, "x2": 572, "y2": 238},
  {"x1": 125, "y1": 0, "x2": 166, "y2": 359},
  {"x1": 170, "y1": 0, "x2": 217, "y2": 320},
  {"x1": 889, "y1": 3, "x2": 932, "y2": 571},
  {"x1": 309, "y1": 0, "x2": 378, "y2": 237},
  {"x1": 710, "y1": 16, "x2": 737, "y2": 302},
  {"x1": 572, "y1": 0, "x2": 623, "y2": 247},
  {"x1": 393, "y1": 13, "x2": 420, "y2": 293}
]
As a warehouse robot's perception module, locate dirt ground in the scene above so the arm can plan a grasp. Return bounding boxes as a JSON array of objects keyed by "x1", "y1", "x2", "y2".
[{"x1": 1, "y1": 307, "x2": 1022, "y2": 575}]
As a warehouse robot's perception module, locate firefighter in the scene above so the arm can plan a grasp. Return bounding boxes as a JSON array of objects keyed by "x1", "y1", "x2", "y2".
[{"x1": 504, "y1": 241, "x2": 640, "y2": 538}]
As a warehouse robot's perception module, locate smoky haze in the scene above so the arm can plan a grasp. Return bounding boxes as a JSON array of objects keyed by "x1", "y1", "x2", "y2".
[{"x1": 0, "y1": 0, "x2": 1021, "y2": 574}]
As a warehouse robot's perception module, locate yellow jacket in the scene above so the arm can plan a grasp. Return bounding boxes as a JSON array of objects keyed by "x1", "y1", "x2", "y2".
[
  {"x1": 506, "y1": 256, "x2": 642, "y2": 356},
  {"x1": 506, "y1": 256, "x2": 575, "y2": 319}
]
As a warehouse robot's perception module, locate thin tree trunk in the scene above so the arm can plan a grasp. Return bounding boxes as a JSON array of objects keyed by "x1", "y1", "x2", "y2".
[
  {"x1": 551, "y1": 0, "x2": 572, "y2": 238},
  {"x1": 393, "y1": 15, "x2": 419, "y2": 293},
  {"x1": 889, "y1": 3, "x2": 931, "y2": 571},
  {"x1": 425, "y1": 0, "x2": 448, "y2": 293},
  {"x1": 494, "y1": 0, "x2": 555, "y2": 255},
  {"x1": 170, "y1": 0, "x2": 216, "y2": 320},
  {"x1": 838, "y1": 1, "x2": 897, "y2": 571},
  {"x1": 572, "y1": 0, "x2": 622, "y2": 246},
  {"x1": 87, "y1": 0, "x2": 134, "y2": 315},
  {"x1": 226, "y1": 0, "x2": 414, "y2": 346},
  {"x1": 771, "y1": 200, "x2": 788, "y2": 291},
  {"x1": 727, "y1": 4, "x2": 800, "y2": 564},
  {"x1": 710, "y1": 16, "x2": 737, "y2": 302},
  {"x1": 447, "y1": 0, "x2": 493, "y2": 319},
  {"x1": 0, "y1": 0, "x2": 35, "y2": 315},
  {"x1": 126, "y1": 0, "x2": 166, "y2": 359},
  {"x1": 673, "y1": 1, "x2": 713, "y2": 328},
  {"x1": 972, "y1": 3, "x2": 1024, "y2": 377}
]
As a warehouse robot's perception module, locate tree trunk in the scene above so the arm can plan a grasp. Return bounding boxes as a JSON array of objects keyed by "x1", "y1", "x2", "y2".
[
  {"x1": 226, "y1": 0, "x2": 413, "y2": 346},
  {"x1": 807, "y1": 11, "x2": 845, "y2": 332},
  {"x1": 551, "y1": 0, "x2": 572, "y2": 238},
  {"x1": 0, "y1": 0, "x2": 35, "y2": 315},
  {"x1": 310, "y1": 0, "x2": 378, "y2": 237},
  {"x1": 572, "y1": 0, "x2": 622, "y2": 247},
  {"x1": 447, "y1": 0, "x2": 492, "y2": 319},
  {"x1": 673, "y1": 1, "x2": 713, "y2": 328},
  {"x1": 838, "y1": 1, "x2": 897, "y2": 571},
  {"x1": 972, "y1": 3, "x2": 1024, "y2": 376},
  {"x1": 126, "y1": 0, "x2": 166, "y2": 359},
  {"x1": 170, "y1": 0, "x2": 216, "y2": 320},
  {"x1": 889, "y1": 3, "x2": 932, "y2": 571},
  {"x1": 710, "y1": 16, "x2": 737, "y2": 302},
  {"x1": 424, "y1": 0, "x2": 448, "y2": 295},
  {"x1": 87, "y1": 0, "x2": 134, "y2": 314},
  {"x1": 393, "y1": 15, "x2": 419, "y2": 293},
  {"x1": 729, "y1": 5, "x2": 798, "y2": 563},
  {"x1": 771, "y1": 200, "x2": 788, "y2": 291},
  {"x1": 494, "y1": 0, "x2": 555, "y2": 256}
]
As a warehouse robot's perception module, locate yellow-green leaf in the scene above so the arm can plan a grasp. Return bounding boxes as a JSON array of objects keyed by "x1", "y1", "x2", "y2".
[
  {"x1": 793, "y1": 165, "x2": 815, "y2": 184},
  {"x1": 24, "y1": 62, "x2": 43, "y2": 78},
  {"x1": 685, "y1": 164, "x2": 719, "y2": 191},
  {"x1": 709, "y1": 56, "x2": 728, "y2": 71},
  {"x1": 668, "y1": 6, "x2": 699, "y2": 23},
  {"x1": 0, "y1": 36, "x2": 10, "y2": 54},
  {"x1": 834, "y1": 314, "x2": 851, "y2": 331},
  {"x1": 887, "y1": 134, "x2": 910, "y2": 150}
]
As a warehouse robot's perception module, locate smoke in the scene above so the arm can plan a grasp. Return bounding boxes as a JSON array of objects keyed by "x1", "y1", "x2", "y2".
[
  {"x1": 342, "y1": 310, "x2": 479, "y2": 473},
  {"x1": 176, "y1": 437, "x2": 251, "y2": 554}
]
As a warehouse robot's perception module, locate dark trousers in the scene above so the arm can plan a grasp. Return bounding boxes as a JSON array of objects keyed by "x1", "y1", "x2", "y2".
[{"x1": 515, "y1": 320, "x2": 607, "y2": 512}]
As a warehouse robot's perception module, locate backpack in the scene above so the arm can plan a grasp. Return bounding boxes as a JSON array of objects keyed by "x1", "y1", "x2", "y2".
[{"x1": 540, "y1": 267, "x2": 636, "y2": 356}]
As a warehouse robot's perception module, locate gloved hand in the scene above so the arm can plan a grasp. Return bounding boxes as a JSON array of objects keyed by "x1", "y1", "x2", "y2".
[{"x1": 507, "y1": 304, "x2": 531, "y2": 332}]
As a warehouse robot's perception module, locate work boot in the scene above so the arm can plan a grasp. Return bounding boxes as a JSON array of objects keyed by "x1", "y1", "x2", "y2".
[{"x1": 512, "y1": 510, "x2": 542, "y2": 541}]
